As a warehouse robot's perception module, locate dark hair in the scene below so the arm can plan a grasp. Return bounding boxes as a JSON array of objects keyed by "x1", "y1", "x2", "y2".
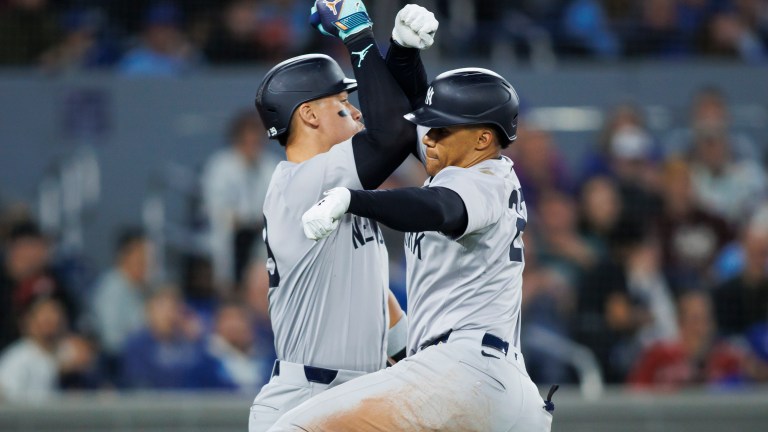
[
  {"x1": 227, "y1": 110, "x2": 265, "y2": 144},
  {"x1": 277, "y1": 133, "x2": 289, "y2": 147},
  {"x1": 115, "y1": 227, "x2": 146, "y2": 257},
  {"x1": 495, "y1": 126, "x2": 513, "y2": 149},
  {"x1": 8, "y1": 221, "x2": 44, "y2": 243}
]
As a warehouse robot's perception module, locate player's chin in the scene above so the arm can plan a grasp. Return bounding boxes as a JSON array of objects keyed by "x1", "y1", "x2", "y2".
[{"x1": 425, "y1": 158, "x2": 441, "y2": 176}]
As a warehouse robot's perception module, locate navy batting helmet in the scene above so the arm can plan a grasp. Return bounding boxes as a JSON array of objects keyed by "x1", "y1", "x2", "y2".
[
  {"x1": 255, "y1": 54, "x2": 358, "y2": 141},
  {"x1": 405, "y1": 68, "x2": 519, "y2": 146}
]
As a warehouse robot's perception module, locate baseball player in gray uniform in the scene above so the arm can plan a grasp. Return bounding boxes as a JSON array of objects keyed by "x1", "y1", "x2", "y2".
[
  {"x1": 248, "y1": 2, "x2": 439, "y2": 431},
  {"x1": 269, "y1": 14, "x2": 555, "y2": 432}
]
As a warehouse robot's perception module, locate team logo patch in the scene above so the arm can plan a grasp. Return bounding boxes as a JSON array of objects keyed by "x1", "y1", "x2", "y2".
[
  {"x1": 323, "y1": 0, "x2": 343, "y2": 15},
  {"x1": 268, "y1": 127, "x2": 277, "y2": 137},
  {"x1": 425, "y1": 86, "x2": 435, "y2": 106}
]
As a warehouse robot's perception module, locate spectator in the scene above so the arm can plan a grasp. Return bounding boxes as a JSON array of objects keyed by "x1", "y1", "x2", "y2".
[
  {"x1": 201, "y1": 111, "x2": 279, "y2": 291},
  {"x1": 0, "y1": 297, "x2": 94, "y2": 404},
  {"x1": 625, "y1": 0, "x2": 690, "y2": 57},
  {"x1": 104, "y1": 0, "x2": 159, "y2": 34},
  {"x1": 701, "y1": 7, "x2": 767, "y2": 62},
  {"x1": 532, "y1": 190, "x2": 598, "y2": 286},
  {"x1": 576, "y1": 218, "x2": 678, "y2": 382},
  {"x1": 206, "y1": 302, "x2": 272, "y2": 393},
  {"x1": 180, "y1": 253, "x2": 218, "y2": 330},
  {"x1": 0, "y1": 0, "x2": 59, "y2": 65},
  {"x1": 581, "y1": 104, "x2": 662, "y2": 222},
  {"x1": 89, "y1": 228, "x2": 152, "y2": 368},
  {"x1": 40, "y1": 8, "x2": 121, "y2": 73},
  {"x1": 628, "y1": 291, "x2": 746, "y2": 390},
  {"x1": 0, "y1": 221, "x2": 78, "y2": 352},
  {"x1": 744, "y1": 322, "x2": 768, "y2": 382},
  {"x1": 578, "y1": 175, "x2": 623, "y2": 260},
  {"x1": 606, "y1": 124, "x2": 663, "y2": 221},
  {"x1": 204, "y1": 0, "x2": 265, "y2": 64},
  {"x1": 713, "y1": 203, "x2": 768, "y2": 281},
  {"x1": 561, "y1": 0, "x2": 622, "y2": 58},
  {"x1": 665, "y1": 86, "x2": 761, "y2": 162},
  {"x1": 118, "y1": 2, "x2": 200, "y2": 76},
  {"x1": 242, "y1": 260, "x2": 276, "y2": 369},
  {"x1": 582, "y1": 104, "x2": 638, "y2": 178},
  {"x1": 656, "y1": 160, "x2": 733, "y2": 290},
  {"x1": 520, "y1": 231, "x2": 576, "y2": 385},
  {"x1": 712, "y1": 223, "x2": 768, "y2": 336},
  {"x1": 689, "y1": 126, "x2": 767, "y2": 224},
  {"x1": 733, "y1": 0, "x2": 768, "y2": 51},
  {"x1": 205, "y1": 0, "x2": 310, "y2": 64},
  {"x1": 504, "y1": 122, "x2": 571, "y2": 208},
  {"x1": 433, "y1": 0, "x2": 498, "y2": 58},
  {"x1": 119, "y1": 288, "x2": 232, "y2": 390},
  {"x1": 254, "y1": 0, "x2": 312, "y2": 59},
  {"x1": 677, "y1": 0, "x2": 717, "y2": 39}
]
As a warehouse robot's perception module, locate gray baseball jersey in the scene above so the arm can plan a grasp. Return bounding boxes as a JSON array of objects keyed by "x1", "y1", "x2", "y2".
[
  {"x1": 263, "y1": 140, "x2": 389, "y2": 372},
  {"x1": 406, "y1": 130, "x2": 528, "y2": 355}
]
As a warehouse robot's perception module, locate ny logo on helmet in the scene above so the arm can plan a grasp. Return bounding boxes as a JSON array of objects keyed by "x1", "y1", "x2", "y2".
[
  {"x1": 268, "y1": 127, "x2": 277, "y2": 137},
  {"x1": 425, "y1": 87, "x2": 435, "y2": 106},
  {"x1": 323, "y1": 0, "x2": 343, "y2": 15}
]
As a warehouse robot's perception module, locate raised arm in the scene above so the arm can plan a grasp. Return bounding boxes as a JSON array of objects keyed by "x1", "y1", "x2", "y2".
[
  {"x1": 346, "y1": 29, "x2": 415, "y2": 190},
  {"x1": 385, "y1": 5, "x2": 436, "y2": 109},
  {"x1": 311, "y1": 1, "x2": 437, "y2": 189}
]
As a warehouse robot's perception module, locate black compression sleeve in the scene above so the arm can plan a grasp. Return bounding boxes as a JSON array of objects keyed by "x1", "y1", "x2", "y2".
[
  {"x1": 347, "y1": 187, "x2": 468, "y2": 237},
  {"x1": 384, "y1": 40, "x2": 430, "y2": 110},
  {"x1": 346, "y1": 30, "x2": 417, "y2": 190}
]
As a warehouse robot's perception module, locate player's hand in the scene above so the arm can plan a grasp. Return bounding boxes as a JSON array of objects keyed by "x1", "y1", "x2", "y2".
[
  {"x1": 302, "y1": 187, "x2": 352, "y2": 240},
  {"x1": 310, "y1": 0, "x2": 373, "y2": 41},
  {"x1": 392, "y1": 4, "x2": 439, "y2": 50}
]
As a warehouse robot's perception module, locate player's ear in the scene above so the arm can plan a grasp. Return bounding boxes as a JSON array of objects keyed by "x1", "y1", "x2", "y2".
[
  {"x1": 475, "y1": 128, "x2": 495, "y2": 151},
  {"x1": 297, "y1": 103, "x2": 320, "y2": 129}
]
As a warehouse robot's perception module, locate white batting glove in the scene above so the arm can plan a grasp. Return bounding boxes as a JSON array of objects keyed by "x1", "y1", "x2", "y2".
[
  {"x1": 302, "y1": 187, "x2": 352, "y2": 240},
  {"x1": 392, "y1": 4, "x2": 439, "y2": 50}
]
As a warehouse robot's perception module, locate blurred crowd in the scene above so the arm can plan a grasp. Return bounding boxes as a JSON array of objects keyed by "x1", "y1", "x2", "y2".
[
  {"x1": 513, "y1": 86, "x2": 768, "y2": 389},
  {"x1": 1, "y1": 0, "x2": 767, "y2": 74},
  {"x1": 0, "y1": 112, "x2": 280, "y2": 403}
]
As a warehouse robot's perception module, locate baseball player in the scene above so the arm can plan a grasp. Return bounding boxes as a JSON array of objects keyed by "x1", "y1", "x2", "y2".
[
  {"x1": 248, "y1": 2, "x2": 439, "y2": 431},
  {"x1": 269, "y1": 22, "x2": 555, "y2": 432}
]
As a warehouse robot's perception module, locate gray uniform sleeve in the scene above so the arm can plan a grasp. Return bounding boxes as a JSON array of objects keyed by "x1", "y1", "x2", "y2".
[{"x1": 429, "y1": 167, "x2": 507, "y2": 239}]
